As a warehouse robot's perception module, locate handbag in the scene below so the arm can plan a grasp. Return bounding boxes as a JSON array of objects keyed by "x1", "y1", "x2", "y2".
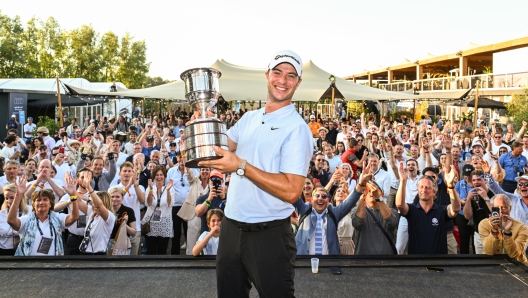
[{"x1": 141, "y1": 185, "x2": 166, "y2": 236}]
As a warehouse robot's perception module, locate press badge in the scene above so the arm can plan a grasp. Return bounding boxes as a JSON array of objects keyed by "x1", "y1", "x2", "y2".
[
  {"x1": 152, "y1": 208, "x2": 161, "y2": 222},
  {"x1": 77, "y1": 215, "x2": 87, "y2": 228},
  {"x1": 37, "y1": 237, "x2": 53, "y2": 254}
]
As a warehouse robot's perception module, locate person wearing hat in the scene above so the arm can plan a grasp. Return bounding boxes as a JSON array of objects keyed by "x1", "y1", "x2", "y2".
[
  {"x1": 471, "y1": 140, "x2": 497, "y2": 170},
  {"x1": 454, "y1": 163, "x2": 477, "y2": 254},
  {"x1": 6, "y1": 114, "x2": 19, "y2": 130},
  {"x1": 66, "y1": 140, "x2": 82, "y2": 166},
  {"x1": 23, "y1": 117, "x2": 37, "y2": 142},
  {"x1": 173, "y1": 118, "x2": 185, "y2": 138},
  {"x1": 316, "y1": 126, "x2": 329, "y2": 151},
  {"x1": 198, "y1": 50, "x2": 312, "y2": 297},
  {"x1": 307, "y1": 114, "x2": 322, "y2": 138},
  {"x1": 36, "y1": 127, "x2": 56, "y2": 155}
]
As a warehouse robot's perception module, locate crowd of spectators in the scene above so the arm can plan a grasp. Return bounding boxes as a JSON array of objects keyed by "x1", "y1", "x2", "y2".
[{"x1": 0, "y1": 108, "x2": 527, "y2": 264}]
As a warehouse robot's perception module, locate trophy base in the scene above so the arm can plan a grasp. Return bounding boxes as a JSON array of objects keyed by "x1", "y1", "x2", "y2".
[{"x1": 185, "y1": 155, "x2": 223, "y2": 169}]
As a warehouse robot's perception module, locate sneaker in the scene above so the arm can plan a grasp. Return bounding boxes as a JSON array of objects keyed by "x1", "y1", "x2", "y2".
[{"x1": 180, "y1": 242, "x2": 186, "y2": 249}]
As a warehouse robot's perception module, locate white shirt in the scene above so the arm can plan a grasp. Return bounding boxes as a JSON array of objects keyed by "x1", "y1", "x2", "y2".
[
  {"x1": 373, "y1": 168, "x2": 392, "y2": 203},
  {"x1": 43, "y1": 136, "x2": 56, "y2": 154},
  {"x1": 417, "y1": 153, "x2": 438, "y2": 171},
  {"x1": 52, "y1": 161, "x2": 75, "y2": 184},
  {"x1": 166, "y1": 167, "x2": 191, "y2": 206},
  {"x1": 0, "y1": 209, "x2": 22, "y2": 249},
  {"x1": 523, "y1": 149, "x2": 528, "y2": 160},
  {"x1": 491, "y1": 142, "x2": 511, "y2": 155},
  {"x1": 24, "y1": 123, "x2": 37, "y2": 138},
  {"x1": 112, "y1": 182, "x2": 145, "y2": 232},
  {"x1": 405, "y1": 175, "x2": 421, "y2": 204},
  {"x1": 1, "y1": 146, "x2": 16, "y2": 161},
  {"x1": 124, "y1": 142, "x2": 135, "y2": 156},
  {"x1": 197, "y1": 231, "x2": 219, "y2": 255},
  {"x1": 27, "y1": 179, "x2": 65, "y2": 204},
  {"x1": 58, "y1": 194, "x2": 86, "y2": 236},
  {"x1": 18, "y1": 213, "x2": 68, "y2": 256},
  {"x1": 84, "y1": 205, "x2": 116, "y2": 253},
  {"x1": 225, "y1": 105, "x2": 312, "y2": 223}
]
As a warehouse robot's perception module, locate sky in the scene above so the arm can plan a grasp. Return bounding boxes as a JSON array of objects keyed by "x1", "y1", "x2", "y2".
[{"x1": 2, "y1": 0, "x2": 528, "y2": 81}]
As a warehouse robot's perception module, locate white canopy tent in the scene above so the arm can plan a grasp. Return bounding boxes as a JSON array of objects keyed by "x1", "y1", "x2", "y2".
[{"x1": 65, "y1": 60, "x2": 426, "y2": 103}]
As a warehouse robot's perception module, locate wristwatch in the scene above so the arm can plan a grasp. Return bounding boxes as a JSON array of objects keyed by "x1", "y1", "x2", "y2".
[{"x1": 236, "y1": 159, "x2": 247, "y2": 176}]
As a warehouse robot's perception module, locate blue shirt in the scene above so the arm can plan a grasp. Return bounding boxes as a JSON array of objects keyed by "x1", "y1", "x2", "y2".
[
  {"x1": 404, "y1": 203, "x2": 450, "y2": 254},
  {"x1": 142, "y1": 145, "x2": 160, "y2": 157},
  {"x1": 499, "y1": 152, "x2": 527, "y2": 182},
  {"x1": 173, "y1": 125, "x2": 185, "y2": 138},
  {"x1": 196, "y1": 192, "x2": 225, "y2": 233},
  {"x1": 455, "y1": 179, "x2": 474, "y2": 215}
]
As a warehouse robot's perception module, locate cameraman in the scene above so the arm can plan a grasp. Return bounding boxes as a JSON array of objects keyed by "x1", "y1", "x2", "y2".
[{"x1": 195, "y1": 170, "x2": 228, "y2": 233}]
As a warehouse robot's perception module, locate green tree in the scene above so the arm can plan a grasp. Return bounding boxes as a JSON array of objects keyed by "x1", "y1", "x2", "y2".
[
  {"x1": 505, "y1": 89, "x2": 528, "y2": 130},
  {"x1": 70, "y1": 25, "x2": 102, "y2": 81},
  {"x1": 100, "y1": 31, "x2": 120, "y2": 82},
  {"x1": 116, "y1": 33, "x2": 150, "y2": 89},
  {"x1": 0, "y1": 14, "x2": 26, "y2": 77}
]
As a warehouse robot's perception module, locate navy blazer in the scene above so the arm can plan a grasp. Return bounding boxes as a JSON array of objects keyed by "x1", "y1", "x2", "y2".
[{"x1": 294, "y1": 190, "x2": 361, "y2": 255}]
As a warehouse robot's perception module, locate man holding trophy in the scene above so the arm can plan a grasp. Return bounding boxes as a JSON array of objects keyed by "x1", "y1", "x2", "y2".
[{"x1": 197, "y1": 50, "x2": 312, "y2": 297}]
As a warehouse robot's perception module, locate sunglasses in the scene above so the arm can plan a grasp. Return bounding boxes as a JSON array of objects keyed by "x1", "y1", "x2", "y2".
[
  {"x1": 518, "y1": 182, "x2": 528, "y2": 187},
  {"x1": 180, "y1": 177, "x2": 185, "y2": 187},
  {"x1": 494, "y1": 136, "x2": 502, "y2": 139},
  {"x1": 357, "y1": 139, "x2": 363, "y2": 142},
  {"x1": 316, "y1": 159, "x2": 324, "y2": 161},
  {"x1": 314, "y1": 193, "x2": 329, "y2": 199}
]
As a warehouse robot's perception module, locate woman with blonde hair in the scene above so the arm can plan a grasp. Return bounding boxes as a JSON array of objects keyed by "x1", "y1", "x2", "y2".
[
  {"x1": 68, "y1": 172, "x2": 115, "y2": 255},
  {"x1": 142, "y1": 166, "x2": 174, "y2": 255},
  {"x1": 0, "y1": 183, "x2": 29, "y2": 255},
  {"x1": 107, "y1": 186, "x2": 136, "y2": 255}
]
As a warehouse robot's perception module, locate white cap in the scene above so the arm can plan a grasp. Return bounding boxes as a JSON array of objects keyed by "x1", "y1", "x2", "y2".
[
  {"x1": 471, "y1": 141, "x2": 483, "y2": 147},
  {"x1": 268, "y1": 50, "x2": 302, "y2": 77},
  {"x1": 309, "y1": 114, "x2": 315, "y2": 119},
  {"x1": 515, "y1": 175, "x2": 528, "y2": 182},
  {"x1": 11, "y1": 114, "x2": 16, "y2": 118}
]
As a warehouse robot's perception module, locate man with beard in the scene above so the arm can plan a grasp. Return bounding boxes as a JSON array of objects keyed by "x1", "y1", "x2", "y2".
[{"x1": 394, "y1": 159, "x2": 420, "y2": 254}]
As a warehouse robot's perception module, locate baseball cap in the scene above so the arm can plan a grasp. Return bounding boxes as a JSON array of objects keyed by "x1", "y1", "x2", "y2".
[
  {"x1": 27, "y1": 117, "x2": 33, "y2": 121},
  {"x1": 309, "y1": 115, "x2": 315, "y2": 119},
  {"x1": 89, "y1": 119, "x2": 95, "y2": 123},
  {"x1": 471, "y1": 141, "x2": 483, "y2": 148},
  {"x1": 169, "y1": 142, "x2": 177, "y2": 146},
  {"x1": 462, "y1": 164, "x2": 475, "y2": 177},
  {"x1": 168, "y1": 132, "x2": 175, "y2": 137},
  {"x1": 210, "y1": 170, "x2": 223, "y2": 179},
  {"x1": 11, "y1": 114, "x2": 16, "y2": 118},
  {"x1": 268, "y1": 50, "x2": 302, "y2": 77},
  {"x1": 146, "y1": 136, "x2": 154, "y2": 142}
]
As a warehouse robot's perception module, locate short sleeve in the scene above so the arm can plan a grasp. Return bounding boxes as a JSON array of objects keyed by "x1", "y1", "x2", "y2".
[
  {"x1": 279, "y1": 125, "x2": 313, "y2": 176},
  {"x1": 197, "y1": 231, "x2": 208, "y2": 242}
]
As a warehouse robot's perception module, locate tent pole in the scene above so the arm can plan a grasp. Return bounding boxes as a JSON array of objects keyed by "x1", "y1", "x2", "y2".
[
  {"x1": 413, "y1": 99, "x2": 416, "y2": 121},
  {"x1": 114, "y1": 98, "x2": 117, "y2": 120},
  {"x1": 142, "y1": 99, "x2": 145, "y2": 121},
  {"x1": 472, "y1": 80, "x2": 480, "y2": 132},
  {"x1": 56, "y1": 76, "x2": 64, "y2": 126},
  {"x1": 331, "y1": 87, "x2": 335, "y2": 121}
]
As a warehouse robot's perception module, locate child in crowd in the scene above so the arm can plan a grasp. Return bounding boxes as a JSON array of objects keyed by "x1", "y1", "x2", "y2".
[{"x1": 192, "y1": 209, "x2": 223, "y2": 256}]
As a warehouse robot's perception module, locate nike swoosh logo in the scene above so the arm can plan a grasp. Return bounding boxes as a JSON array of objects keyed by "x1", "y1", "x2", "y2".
[{"x1": 271, "y1": 127, "x2": 279, "y2": 130}]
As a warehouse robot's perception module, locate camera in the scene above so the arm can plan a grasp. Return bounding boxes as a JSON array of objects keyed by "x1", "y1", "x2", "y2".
[
  {"x1": 211, "y1": 177, "x2": 222, "y2": 190},
  {"x1": 59, "y1": 147, "x2": 65, "y2": 154}
]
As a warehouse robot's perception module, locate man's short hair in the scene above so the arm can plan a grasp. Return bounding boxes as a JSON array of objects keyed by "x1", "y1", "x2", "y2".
[
  {"x1": 422, "y1": 167, "x2": 439, "y2": 175},
  {"x1": 120, "y1": 161, "x2": 134, "y2": 172},
  {"x1": 511, "y1": 141, "x2": 523, "y2": 149},
  {"x1": 3, "y1": 160, "x2": 19, "y2": 170},
  {"x1": 471, "y1": 169, "x2": 485, "y2": 178},
  {"x1": 7, "y1": 129, "x2": 18, "y2": 135},
  {"x1": 418, "y1": 176, "x2": 438, "y2": 192},
  {"x1": 490, "y1": 194, "x2": 512, "y2": 206},
  {"x1": 367, "y1": 153, "x2": 379, "y2": 160},
  {"x1": 4, "y1": 135, "x2": 16, "y2": 144}
]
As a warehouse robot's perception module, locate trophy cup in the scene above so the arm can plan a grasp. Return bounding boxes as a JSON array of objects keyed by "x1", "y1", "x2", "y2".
[{"x1": 180, "y1": 68, "x2": 228, "y2": 168}]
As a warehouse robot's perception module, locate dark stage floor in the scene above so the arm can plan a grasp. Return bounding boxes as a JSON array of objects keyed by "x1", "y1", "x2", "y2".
[{"x1": 1, "y1": 255, "x2": 527, "y2": 297}]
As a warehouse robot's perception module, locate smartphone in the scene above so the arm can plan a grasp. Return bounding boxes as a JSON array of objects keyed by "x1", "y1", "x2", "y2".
[
  {"x1": 59, "y1": 147, "x2": 65, "y2": 153},
  {"x1": 330, "y1": 266, "x2": 341, "y2": 275},
  {"x1": 491, "y1": 207, "x2": 500, "y2": 217}
]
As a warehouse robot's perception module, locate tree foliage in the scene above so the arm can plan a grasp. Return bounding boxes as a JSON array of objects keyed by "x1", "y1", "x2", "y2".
[
  {"x1": 505, "y1": 88, "x2": 528, "y2": 130},
  {"x1": 0, "y1": 11, "x2": 150, "y2": 88}
]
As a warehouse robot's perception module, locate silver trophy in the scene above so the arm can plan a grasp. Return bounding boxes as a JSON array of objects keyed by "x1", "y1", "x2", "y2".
[{"x1": 180, "y1": 68, "x2": 228, "y2": 168}]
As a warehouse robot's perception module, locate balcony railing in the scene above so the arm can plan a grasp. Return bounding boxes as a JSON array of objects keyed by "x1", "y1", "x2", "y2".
[{"x1": 378, "y1": 71, "x2": 528, "y2": 92}]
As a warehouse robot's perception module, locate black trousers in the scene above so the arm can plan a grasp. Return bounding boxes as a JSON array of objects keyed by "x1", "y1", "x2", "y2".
[
  {"x1": 64, "y1": 233, "x2": 84, "y2": 255},
  {"x1": 455, "y1": 213, "x2": 474, "y2": 254},
  {"x1": 146, "y1": 236, "x2": 170, "y2": 255},
  {"x1": 171, "y1": 206, "x2": 187, "y2": 255},
  {"x1": 0, "y1": 248, "x2": 15, "y2": 256},
  {"x1": 217, "y1": 217, "x2": 296, "y2": 298}
]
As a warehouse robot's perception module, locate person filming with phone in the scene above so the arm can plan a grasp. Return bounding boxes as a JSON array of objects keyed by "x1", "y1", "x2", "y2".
[
  {"x1": 478, "y1": 194, "x2": 528, "y2": 265},
  {"x1": 195, "y1": 170, "x2": 227, "y2": 234}
]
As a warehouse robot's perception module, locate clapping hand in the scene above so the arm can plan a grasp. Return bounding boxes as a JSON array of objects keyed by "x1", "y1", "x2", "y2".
[{"x1": 63, "y1": 172, "x2": 78, "y2": 196}]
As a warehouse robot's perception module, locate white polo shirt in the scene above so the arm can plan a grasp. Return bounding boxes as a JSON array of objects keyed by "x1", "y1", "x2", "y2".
[{"x1": 225, "y1": 105, "x2": 312, "y2": 223}]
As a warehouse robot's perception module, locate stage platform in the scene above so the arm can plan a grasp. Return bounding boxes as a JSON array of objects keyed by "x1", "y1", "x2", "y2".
[{"x1": 1, "y1": 255, "x2": 527, "y2": 297}]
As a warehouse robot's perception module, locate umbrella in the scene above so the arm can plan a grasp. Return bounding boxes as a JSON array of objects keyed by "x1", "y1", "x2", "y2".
[{"x1": 453, "y1": 97, "x2": 506, "y2": 109}]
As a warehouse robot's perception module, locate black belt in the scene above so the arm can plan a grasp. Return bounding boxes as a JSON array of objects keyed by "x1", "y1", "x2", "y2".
[
  {"x1": 81, "y1": 252, "x2": 106, "y2": 255},
  {"x1": 69, "y1": 234, "x2": 84, "y2": 239},
  {"x1": 227, "y1": 216, "x2": 289, "y2": 232}
]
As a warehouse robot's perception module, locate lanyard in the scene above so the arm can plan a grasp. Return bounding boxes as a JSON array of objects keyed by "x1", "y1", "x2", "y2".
[
  {"x1": 509, "y1": 153, "x2": 520, "y2": 168},
  {"x1": 36, "y1": 214, "x2": 54, "y2": 238},
  {"x1": 156, "y1": 185, "x2": 167, "y2": 208}
]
